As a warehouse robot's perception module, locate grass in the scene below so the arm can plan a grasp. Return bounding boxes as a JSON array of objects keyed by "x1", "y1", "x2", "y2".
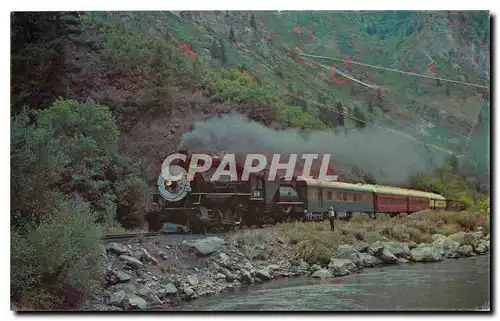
[
  {"x1": 279, "y1": 211, "x2": 490, "y2": 265},
  {"x1": 229, "y1": 229, "x2": 268, "y2": 258}
]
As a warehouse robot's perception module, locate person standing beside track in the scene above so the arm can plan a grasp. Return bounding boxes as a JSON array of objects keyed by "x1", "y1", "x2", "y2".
[{"x1": 328, "y1": 206, "x2": 336, "y2": 231}]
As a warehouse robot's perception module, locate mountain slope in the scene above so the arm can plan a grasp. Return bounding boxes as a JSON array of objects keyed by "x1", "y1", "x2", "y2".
[{"x1": 93, "y1": 11, "x2": 489, "y2": 174}]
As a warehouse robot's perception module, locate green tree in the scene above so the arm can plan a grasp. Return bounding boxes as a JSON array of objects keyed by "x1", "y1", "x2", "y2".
[
  {"x1": 229, "y1": 26, "x2": 236, "y2": 42},
  {"x1": 11, "y1": 99, "x2": 149, "y2": 229},
  {"x1": 336, "y1": 101, "x2": 345, "y2": 127},
  {"x1": 11, "y1": 12, "x2": 82, "y2": 111},
  {"x1": 250, "y1": 14, "x2": 257, "y2": 29},
  {"x1": 353, "y1": 107, "x2": 367, "y2": 128}
]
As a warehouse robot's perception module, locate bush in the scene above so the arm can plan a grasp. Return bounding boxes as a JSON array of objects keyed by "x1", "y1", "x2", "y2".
[
  {"x1": 277, "y1": 105, "x2": 328, "y2": 130},
  {"x1": 11, "y1": 197, "x2": 104, "y2": 310},
  {"x1": 11, "y1": 99, "x2": 149, "y2": 230},
  {"x1": 280, "y1": 210, "x2": 490, "y2": 265}
]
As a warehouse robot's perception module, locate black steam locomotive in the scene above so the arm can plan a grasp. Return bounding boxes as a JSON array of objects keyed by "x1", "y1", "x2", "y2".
[{"x1": 145, "y1": 151, "x2": 307, "y2": 233}]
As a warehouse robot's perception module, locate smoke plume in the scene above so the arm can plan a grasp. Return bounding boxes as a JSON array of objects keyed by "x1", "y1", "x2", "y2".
[{"x1": 179, "y1": 113, "x2": 449, "y2": 185}]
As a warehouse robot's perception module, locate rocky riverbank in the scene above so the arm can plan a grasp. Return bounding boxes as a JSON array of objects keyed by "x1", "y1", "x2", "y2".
[{"x1": 83, "y1": 225, "x2": 490, "y2": 311}]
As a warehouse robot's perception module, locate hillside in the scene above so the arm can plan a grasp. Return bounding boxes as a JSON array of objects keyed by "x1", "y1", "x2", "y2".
[
  {"x1": 11, "y1": 11, "x2": 490, "y2": 190},
  {"x1": 89, "y1": 11, "x2": 490, "y2": 180}
]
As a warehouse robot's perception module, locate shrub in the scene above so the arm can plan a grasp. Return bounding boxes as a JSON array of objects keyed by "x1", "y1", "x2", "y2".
[
  {"x1": 277, "y1": 105, "x2": 328, "y2": 130},
  {"x1": 11, "y1": 99, "x2": 149, "y2": 230},
  {"x1": 11, "y1": 197, "x2": 104, "y2": 310},
  {"x1": 280, "y1": 210, "x2": 490, "y2": 265}
]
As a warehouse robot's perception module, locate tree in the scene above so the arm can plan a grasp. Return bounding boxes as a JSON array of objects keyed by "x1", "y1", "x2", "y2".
[
  {"x1": 11, "y1": 12, "x2": 82, "y2": 111},
  {"x1": 336, "y1": 101, "x2": 345, "y2": 126},
  {"x1": 11, "y1": 99, "x2": 149, "y2": 230},
  {"x1": 367, "y1": 100, "x2": 374, "y2": 115},
  {"x1": 250, "y1": 14, "x2": 257, "y2": 30},
  {"x1": 449, "y1": 153, "x2": 459, "y2": 174},
  {"x1": 353, "y1": 107, "x2": 367, "y2": 129},
  {"x1": 229, "y1": 26, "x2": 236, "y2": 43}
]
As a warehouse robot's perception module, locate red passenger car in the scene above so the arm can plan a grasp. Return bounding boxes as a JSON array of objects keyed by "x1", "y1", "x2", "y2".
[
  {"x1": 406, "y1": 190, "x2": 431, "y2": 213},
  {"x1": 374, "y1": 186, "x2": 408, "y2": 214}
]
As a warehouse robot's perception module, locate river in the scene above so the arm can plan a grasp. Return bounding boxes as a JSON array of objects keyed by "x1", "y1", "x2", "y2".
[{"x1": 168, "y1": 255, "x2": 490, "y2": 311}]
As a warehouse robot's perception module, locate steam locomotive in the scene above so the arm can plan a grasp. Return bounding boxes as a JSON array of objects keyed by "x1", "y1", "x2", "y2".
[
  {"x1": 146, "y1": 151, "x2": 455, "y2": 233},
  {"x1": 145, "y1": 151, "x2": 307, "y2": 233}
]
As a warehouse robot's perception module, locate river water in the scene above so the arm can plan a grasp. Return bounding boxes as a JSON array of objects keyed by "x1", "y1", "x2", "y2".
[{"x1": 170, "y1": 255, "x2": 490, "y2": 311}]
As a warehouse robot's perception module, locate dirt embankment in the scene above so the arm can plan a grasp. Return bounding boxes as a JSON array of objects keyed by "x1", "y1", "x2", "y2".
[{"x1": 84, "y1": 211, "x2": 490, "y2": 311}]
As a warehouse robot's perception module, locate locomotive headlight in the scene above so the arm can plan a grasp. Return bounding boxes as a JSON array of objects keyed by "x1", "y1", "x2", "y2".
[
  {"x1": 304, "y1": 209, "x2": 308, "y2": 213},
  {"x1": 165, "y1": 179, "x2": 173, "y2": 187}
]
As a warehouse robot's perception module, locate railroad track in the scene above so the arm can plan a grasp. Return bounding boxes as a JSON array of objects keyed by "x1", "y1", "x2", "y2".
[{"x1": 101, "y1": 231, "x2": 188, "y2": 243}]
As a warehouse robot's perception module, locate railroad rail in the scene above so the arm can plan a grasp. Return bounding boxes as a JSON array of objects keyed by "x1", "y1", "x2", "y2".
[{"x1": 101, "y1": 231, "x2": 188, "y2": 243}]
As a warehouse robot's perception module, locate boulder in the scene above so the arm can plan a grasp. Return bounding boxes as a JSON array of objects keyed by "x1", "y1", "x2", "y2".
[
  {"x1": 109, "y1": 290, "x2": 127, "y2": 308},
  {"x1": 432, "y1": 236, "x2": 460, "y2": 257},
  {"x1": 183, "y1": 285, "x2": 195, "y2": 298},
  {"x1": 140, "y1": 248, "x2": 158, "y2": 266},
  {"x1": 382, "y1": 242, "x2": 410, "y2": 259},
  {"x1": 407, "y1": 241, "x2": 418, "y2": 250},
  {"x1": 410, "y1": 245, "x2": 443, "y2": 262},
  {"x1": 336, "y1": 244, "x2": 363, "y2": 268},
  {"x1": 181, "y1": 237, "x2": 225, "y2": 256},
  {"x1": 368, "y1": 241, "x2": 384, "y2": 256},
  {"x1": 462, "y1": 232, "x2": 483, "y2": 248},
  {"x1": 474, "y1": 243, "x2": 488, "y2": 255},
  {"x1": 353, "y1": 241, "x2": 370, "y2": 253},
  {"x1": 186, "y1": 275, "x2": 199, "y2": 287},
  {"x1": 251, "y1": 250, "x2": 269, "y2": 261},
  {"x1": 447, "y1": 232, "x2": 466, "y2": 244},
  {"x1": 127, "y1": 295, "x2": 148, "y2": 310},
  {"x1": 163, "y1": 283, "x2": 178, "y2": 295},
  {"x1": 310, "y1": 264, "x2": 322, "y2": 273},
  {"x1": 457, "y1": 245, "x2": 475, "y2": 257},
  {"x1": 105, "y1": 267, "x2": 131, "y2": 285},
  {"x1": 266, "y1": 264, "x2": 280, "y2": 271},
  {"x1": 378, "y1": 248, "x2": 399, "y2": 264},
  {"x1": 118, "y1": 255, "x2": 144, "y2": 269},
  {"x1": 105, "y1": 242, "x2": 128, "y2": 255},
  {"x1": 217, "y1": 252, "x2": 233, "y2": 270},
  {"x1": 359, "y1": 253, "x2": 382, "y2": 267},
  {"x1": 240, "y1": 269, "x2": 254, "y2": 284},
  {"x1": 136, "y1": 286, "x2": 163, "y2": 305},
  {"x1": 312, "y1": 269, "x2": 333, "y2": 278},
  {"x1": 218, "y1": 267, "x2": 237, "y2": 282},
  {"x1": 255, "y1": 269, "x2": 272, "y2": 281},
  {"x1": 328, "y1": 258, "x2": 357, "y2": 276},
  {"x1": 431, "y1": 234, "x2": 447, "y2": 242},
  {"x1": 116, "y1": 270, "x2": 131, "y2": 283},
  {"x1": 109, "y1": 290, "x2": 147, "y2": 310}
]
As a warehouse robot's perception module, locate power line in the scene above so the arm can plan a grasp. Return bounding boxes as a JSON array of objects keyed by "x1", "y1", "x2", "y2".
[
  {"x1": 301, "y1": 56, "x2": 377, "y2": 89},
  {"x1": 257, "y1": 53, "x2": 483, "y2": 160},
  {"x1": 296, "y1": 55, "x2": 488, "y2": 155},
  {"x1": 302, "y1": 56, "x2": 455, "y2": 136},
  {"x1": 279, "y1": 67, "x2": 484, "y2": 161},
  {"x1": 302, "y1": 55, "x2": 477, "y2": 129},
  {"x1": 299, "y1": 52, "x2": 490, "y2": 89}
]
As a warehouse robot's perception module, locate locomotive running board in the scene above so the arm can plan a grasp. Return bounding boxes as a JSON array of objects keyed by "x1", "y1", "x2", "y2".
[
  {"x1": 191, "y1": 193, "x2": 252, "y2": 196},
  {"x1": 276, "y1": 201, "x2": 304, "y2": 205}
]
